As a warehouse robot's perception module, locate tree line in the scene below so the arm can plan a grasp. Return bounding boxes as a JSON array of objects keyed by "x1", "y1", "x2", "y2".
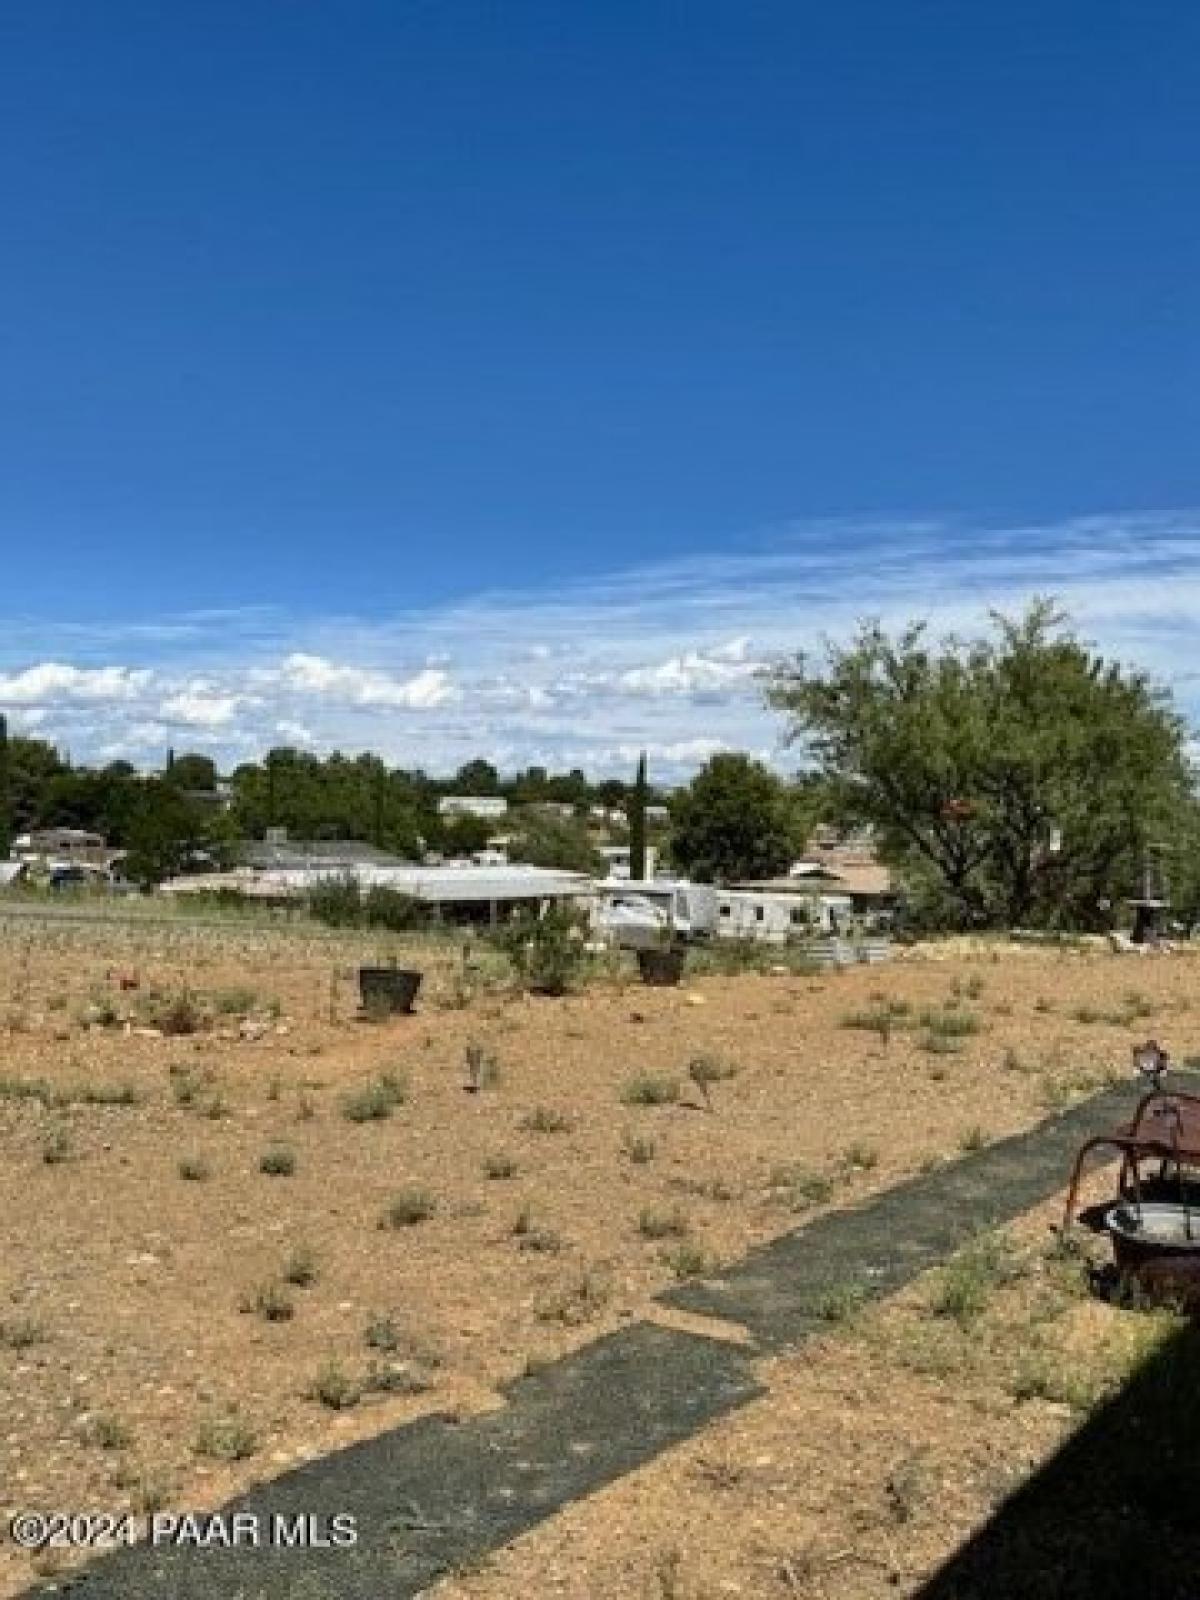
[
  {"x1": 0, "y1": 737, "x2": 674, "y2": 886},
  {"x1": 2, "y1": 603, "x2": 1197, "y2": 928}
]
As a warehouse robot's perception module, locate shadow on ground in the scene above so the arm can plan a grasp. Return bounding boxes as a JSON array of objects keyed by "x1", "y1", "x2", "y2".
[{"x1": 916, "y1": 1318, "x2": 1200, "y2": 1600}]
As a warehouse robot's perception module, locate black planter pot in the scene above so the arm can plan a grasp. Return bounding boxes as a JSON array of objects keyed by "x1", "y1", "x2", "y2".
[
  {"x1": 637, "y1": 947, "x2": 686, "y2": 987},
  {"x1": 358, "y1": 967, "x2": 422, "y2": 1015}
]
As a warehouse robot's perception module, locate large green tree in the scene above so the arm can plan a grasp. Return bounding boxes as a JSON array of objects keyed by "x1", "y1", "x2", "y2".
[
  {"x1": 165, "y1": 752, "x2": 218, "y2": 791},
  {"x1": 507, "y1": 812, "x2": 605, "y2": 875},
  {"x1": 768, "y1": 601, "x2": 1192, "y2": 930},
  {"x1": 669, "y1": 753, "x2": 798, "y2": 882},
  {"x1": 121, "y1": 781, "x2": 237, "y2": 888}
]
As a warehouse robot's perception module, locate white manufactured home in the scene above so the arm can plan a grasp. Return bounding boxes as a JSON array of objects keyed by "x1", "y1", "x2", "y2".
[{"x1": 715, "y1": 888, "x2": 853, "y2": 944}]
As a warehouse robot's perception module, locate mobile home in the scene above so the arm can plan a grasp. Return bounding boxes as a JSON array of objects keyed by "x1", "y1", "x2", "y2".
[{"x1": 715, "y1": 888, "x2": 852, "y2": 944}]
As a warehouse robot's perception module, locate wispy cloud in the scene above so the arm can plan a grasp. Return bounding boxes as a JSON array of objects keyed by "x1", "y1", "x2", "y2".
[{"x1": 2, "y1": 510, "x2": 1199, "y2": 778}]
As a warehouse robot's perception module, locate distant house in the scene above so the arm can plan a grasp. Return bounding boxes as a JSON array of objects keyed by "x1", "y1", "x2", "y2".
[
  {"x1": 732, "y1": 853, "x2": 895, "y2": 915},
  {"x1": 10, "y1": 829, "x2": 124, "y2": 887},
  {"x1": 597, "y1": 843, "x2": 659, "y2": 881},
  {"x1": 438, "y1": 796, "x2": 508, "y2": 820},
  {"x1": 17, "y1": 827, "x2": 106, "y2": 857},
  {"x1": 181, "y1": 781, "x2": 235, "y2": 811}
]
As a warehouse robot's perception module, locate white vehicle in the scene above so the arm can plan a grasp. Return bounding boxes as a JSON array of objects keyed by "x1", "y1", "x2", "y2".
[{"x1": 593, "y1": 878, "x2": 719, "y2": 949}]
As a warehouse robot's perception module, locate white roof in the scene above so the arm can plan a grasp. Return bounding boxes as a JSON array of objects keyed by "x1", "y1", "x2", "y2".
[
  {"x1": 163, "y1": 863, "x2": 593, "y2": 904},
  {"x1": 353, "y1": 864, "x2": 591, "y2": 902}
]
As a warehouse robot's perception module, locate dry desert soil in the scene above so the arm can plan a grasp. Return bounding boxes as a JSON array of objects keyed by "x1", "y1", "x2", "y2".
[{"x1": 0, "y1": 906, "x2": 1195, "y2": 1596}]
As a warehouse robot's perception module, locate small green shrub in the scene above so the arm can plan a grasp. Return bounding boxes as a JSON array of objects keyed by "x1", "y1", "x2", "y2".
[
  {"x1": 767, "y1": 1164, "x2": 834, "y2": 1210},
  {"x1": 259, "y1": 1145, "x2": 296, "y2": 1177},
  {"x1": 1011, "y1": 1353, "x2": 1102, "y2": 1410},
  {"x1": 381, "y1": 1186, "x2": 437, "y2": 1227},
  {"x1": 282, "y1": 1244, "x2": 318, "y2": 1287},
  {"x1": 214, "y1": 986, "x2": 258, "y2": 1016},
  {"x1": 361, "y1": 884, "x2": 422, "y2": 931},
  {"x1": 70, "y1": 1083, "x2": 140, "y2": 1107},
  {"x1": 920, "y1": 1031, "x2": 964, "y2": 1055},
  {"x1": 662, "y1": 1243, "x2": 713, "y2": 1280},
  {"x1": 638, "y1": 1206, "x2": 690, "y2": 1240},
  {"x1": 494, "y1": 905, "x2": 591, "y2": 996},
  {"x1": 307, "y1": 875, "x2": 364, "y2": 928},
  {"x1": 839, "y1": 1142, "x2": 879, "y2": 1173},
  {"x1": 482, "y1": 1153, "x2": 518, "y2": 1180},
  {"x1": 535, "y1": 1268, "x2": 612, "y2": 1324},
  {"x1": 154, "y1": 992, "x2": 206, "y2": 1037},
  {"x1": 83, "y1": 1414, "x2": 133, "y2": 1451},
  {"x1": 840, "y1": 999, "x2": 911, "y2": 1044},
  {"x1": 687, "y1": 1053, "x2": 737, "y2": 1106},
  {"x1": 240, "y1": 1281, "x2": 295, "y2": 1322},
  {"x1": 930, "y1": 1235, "x2": 1019, "y2": 1326},
  {"x1": 620, "y1": 1073, "x2": 681, "y2": 1107},
  {"x1": 177, "y1": 1154, "x2": 212, "y2": 1181},
  {"x1": 364, "y1": 1313, "x2": 401, "y2": 1352},
  {"x1": 341, "y1": 1071, "x2": 408, "y2": 1122},
  {"x1": 0, "y1": 1316, "x2": 46, "y2": 1350},
  {"x1": 813, "y1": 1281, "x2": 869, "y2": 1322},
  {"x1": 918, "y1": 1006, "x2": 981, "y2": 1038},
  {"x1": 621, "y1": 1131, "x2": 658, "y2": 1164},
  {"x1": 193, "y1": 1413, "x2": 257, "y2": 1461},
  {"x1": 42, "y1": 1126, "x2": 72, "y2": 1165},
  {"x1": 362, "y1": 1360, "x2": 433, "y2": 1395},
  {"x1": 308, "y1": 1361, "x2": 362, "y2": 1410},
  {"x1": 513, "y1": 1210, "x2": 563, "y2": 1253},
  {"x1": 520, "y1": 1105, "x2": 572, "y2": 1133}
]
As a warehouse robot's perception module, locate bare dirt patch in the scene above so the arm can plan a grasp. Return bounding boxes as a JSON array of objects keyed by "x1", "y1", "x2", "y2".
[
  {"x1": 428, "y1": 1180, "x2": 1186, "y2": 1600},
  {"x1": 0, "y1": 910, "x2": 1194, "y2": 1594}
]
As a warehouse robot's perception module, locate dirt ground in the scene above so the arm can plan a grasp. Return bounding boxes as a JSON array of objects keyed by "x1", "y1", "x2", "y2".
[
  {"x1": 429, "y1": 1182, "x2": 1182, "y2": 1600},
  {"x1": 0, "y1": 907, "x2": 1195, "y2": 1595}
]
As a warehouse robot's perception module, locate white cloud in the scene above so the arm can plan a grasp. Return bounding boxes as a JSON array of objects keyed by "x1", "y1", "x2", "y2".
[
  {"x1": 159, "y1": 688, "x2": 248, "y2": 728},
  {"x1": 615, "y1": 644, "x2": 764, "y2": 697},
  {"x1": 4, "y1": 509, "x2": 1200, "y2": 776},
  {"x1": 612, "y1": 737, "x2": 734, "y2": 764},
  {"x1": 274, "y1": 719, "x2": 318, "y2": 747},
  {"x1": 0, "y1": 662, "x2": 151, "y2": 706},
  {"x1": 276, "y1": 654, "x2": 460, "y2": 709},
  {"x1": 97, "y1": 722, "x2": 170, "y2": 761}
]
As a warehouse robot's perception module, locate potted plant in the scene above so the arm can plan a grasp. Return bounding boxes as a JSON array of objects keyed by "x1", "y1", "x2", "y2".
[
  {"x1": 358, "y1": 952, "x2": 422, "y2": 1016},
  {"x1": 637, "y1": 903, "x2": 686, "y2": 987}
]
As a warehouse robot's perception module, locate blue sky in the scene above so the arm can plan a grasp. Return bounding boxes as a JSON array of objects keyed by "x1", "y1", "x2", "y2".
[{"x1": 2, "y1": 4, "x2": 1198, "y2": 774}]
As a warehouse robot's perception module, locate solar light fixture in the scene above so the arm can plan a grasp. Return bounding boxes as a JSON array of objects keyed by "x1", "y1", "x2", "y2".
[{"x1": 1132, "y1": 1038, "x2": 1169, "y2": 1090}]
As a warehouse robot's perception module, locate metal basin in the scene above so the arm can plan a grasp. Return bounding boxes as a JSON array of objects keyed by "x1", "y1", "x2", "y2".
[{"x1": 1105, "y1": 1202, "x2": 1200, "y2": 1277}]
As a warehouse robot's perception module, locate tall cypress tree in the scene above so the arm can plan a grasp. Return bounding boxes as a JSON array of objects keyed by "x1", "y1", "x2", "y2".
[{"x1": 628, "y1": 752, "x2": 648, "y2": 881}]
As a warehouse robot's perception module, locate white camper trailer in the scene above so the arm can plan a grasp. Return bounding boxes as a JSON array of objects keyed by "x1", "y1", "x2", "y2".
[{"x1": 593, "y1": 879, "x2": 719, "y2": 949}]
